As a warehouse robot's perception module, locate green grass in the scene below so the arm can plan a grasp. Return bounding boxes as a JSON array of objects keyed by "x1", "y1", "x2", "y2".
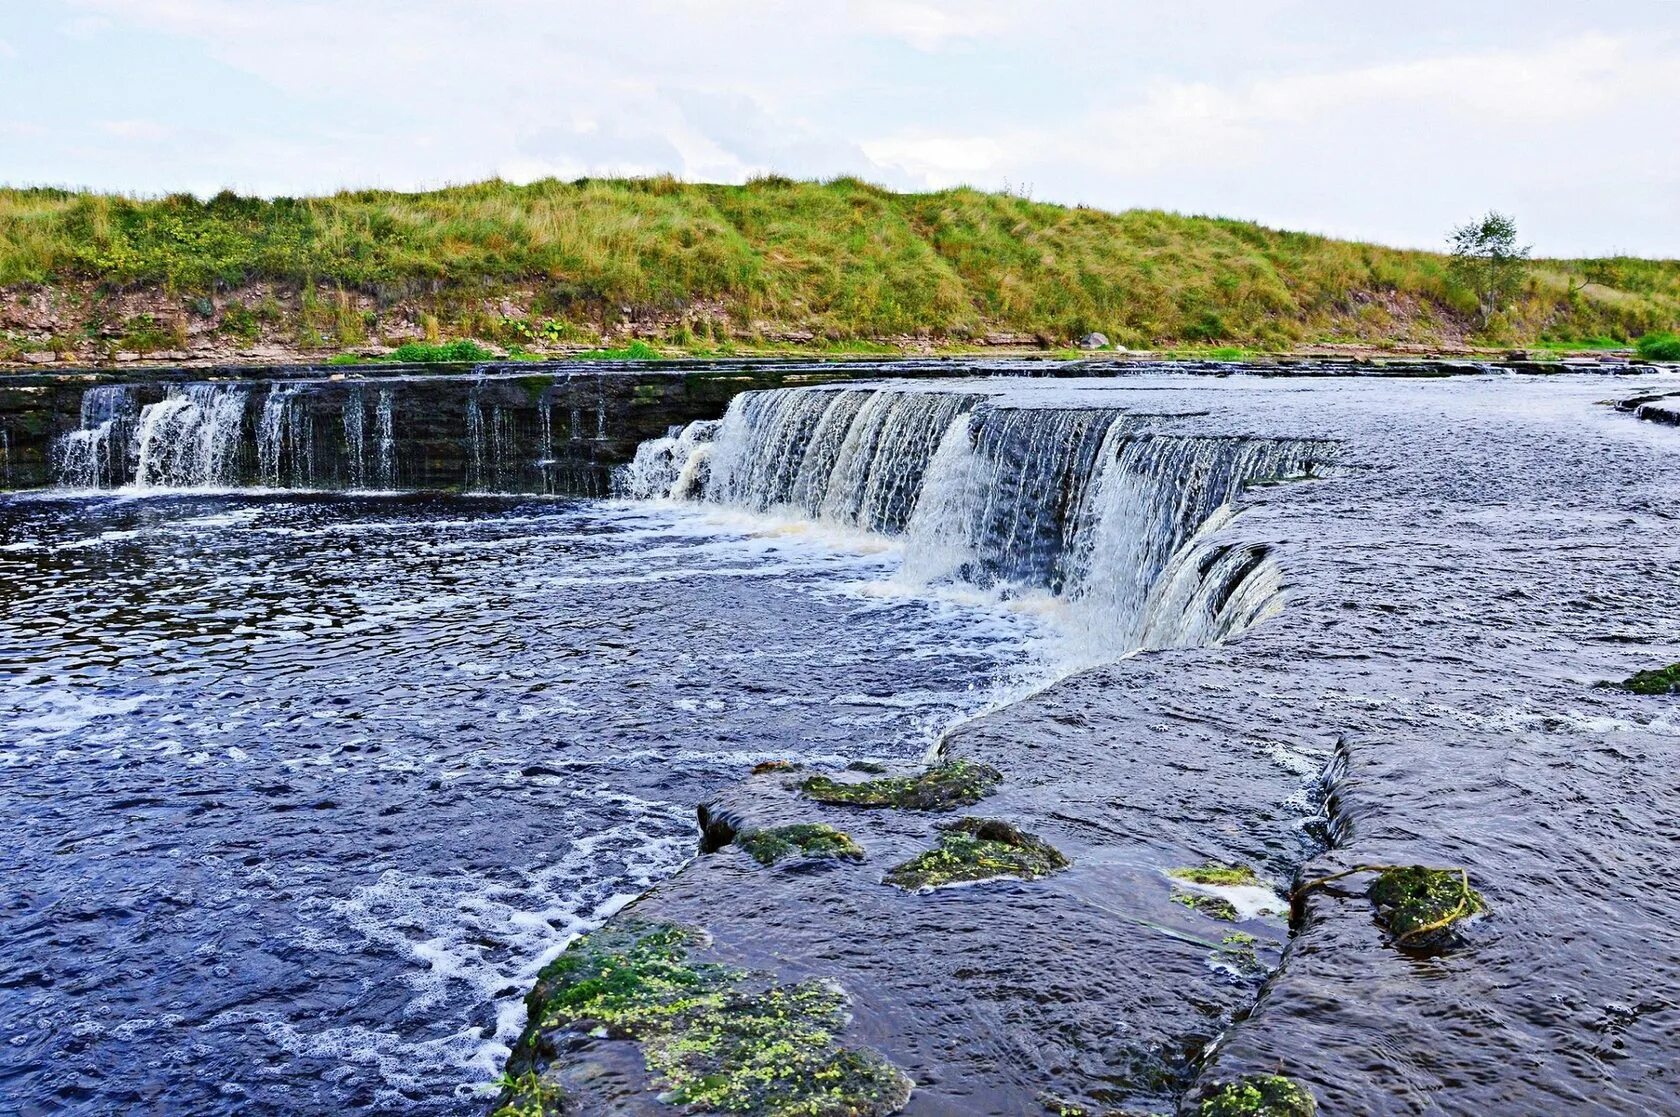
[
  {"x1": 1532, "y1": 335, "x2": 1628, "y2": 351},
  {"x1": 387, "y1": 339, "x2": 496, "y2": 363},
  {"x1": 3, "y1": 176, "x2": 1677, "y2": 349},
  {"x1": 569, "y1": 339, "x2": 661, "y2": 360},
  {"x1": 1635, "y1": 332, "x2": 1680, "y2": 361}
]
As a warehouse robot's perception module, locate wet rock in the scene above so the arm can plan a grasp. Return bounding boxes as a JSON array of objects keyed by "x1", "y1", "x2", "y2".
[
  {"x1": 734, "y1": 823, "x2": 864, "y2": 866},
  {"x1": 1618, "y1": 663, "x2": 1680, "y2": 695},
  {"x1": 501, "y1": 921, "x2": 912, "y2": 1117},
  {"x1": 750, "y1": 759, "x2": 800, "y2": 774},
  {"x1": 885, "y1": 817, "x2": 1068, "y2": 891},
  {"x1": 1169, "y1": 863, "x2": 1260, "y2": 887},
  {"x1": 1212, "y1": 932, "x2": 1268, "y2": 979},
  {"x1": 1168, "y1": 863, "x2": 1284, "y2": 924},
  {"x1": 799, "y1": 758, "x2": 1001, "y2": 811},
  {"x1": 1172, "y1": 892, "x2": 1241, "y2": 922},
  {"x1": 1368, "y1": 865, "x2": 1485, "y2": 947},
  {"x1": 1196, "y1": 1074, "x2": 1317, "y2": 1116}
]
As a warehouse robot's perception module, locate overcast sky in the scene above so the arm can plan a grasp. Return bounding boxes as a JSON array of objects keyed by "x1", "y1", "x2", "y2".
[{"x1": 3, "y1": 1, "x2": 1677, "y2": 257}]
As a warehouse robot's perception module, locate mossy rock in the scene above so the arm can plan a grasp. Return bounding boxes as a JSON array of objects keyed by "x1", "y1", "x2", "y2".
[
  {"x1": 1211, "y1": 931, "x2": 1267, "y2": 979},
  {"x1": 886, "y1": 817, "x2": 1068, "y2": 891},
  {"x1": 1199, "y1": 1075, "x2": 1316, "y2": 1116},
  {"x1": 1619, "y1": 663, "x2": 1680, "y2": 695},
  {"x1": 800, "y1": 759, "x2": 1002, "y2": 811},
  {"x1": 1172, "y1": 891, "x2": 1240, "y2": 922},
  {"x1": 1170, "y1": 862, "x2": 1260, "y2": 887},
  {"x1": 735, "y1": 823, "x2": 864, "y2": 866},
  {"x1": 1369, "y1": 866, "x2": 1485, "y2": 946},
  {"x1": 508, "y1": 921, "x2": 911, "y2": 1117}
]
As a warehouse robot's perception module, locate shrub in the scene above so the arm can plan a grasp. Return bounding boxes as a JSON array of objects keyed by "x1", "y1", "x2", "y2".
[
  {"x1": 1635, "y1": 332, "x2": 1680, "y2": 361},
  {"x1": 388, "y1": 339, "x2": 496, "y2": 363}
]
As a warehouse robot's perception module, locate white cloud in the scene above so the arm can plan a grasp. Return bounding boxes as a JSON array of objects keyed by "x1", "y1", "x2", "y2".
[
  {"x1": 862, "y1": 30, "x2": 1680, "y2": 252},
  {"x1": 100, "y1": 118, "x2": 174, "y2": 141},
  {"x1": 19, "y1": 2, "x2": 1680, "y2": 254},
  {"x1": 848, "y1": 0, "x2": 1016, "y2": 51}
]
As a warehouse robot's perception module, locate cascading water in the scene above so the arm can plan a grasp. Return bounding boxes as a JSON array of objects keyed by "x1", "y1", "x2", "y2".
[
  {"x1": 55, "y1": 385, "x2": 137, "y2": 489},
  {"x1": 255, "y1": 384, "x2": 315, "y2": 489},
  {"x1": 618, "y1": 386, "x2": 1333, "y2": 654},
  {"x1": 343, "y1": 387, "x2": 368, "y2": 489},
  {"x1": 133, "y1": 384, "x2": 249, "y2": 488},
  {"x1": 375, "y1": 387, "x2": 397, "y2": 489}
]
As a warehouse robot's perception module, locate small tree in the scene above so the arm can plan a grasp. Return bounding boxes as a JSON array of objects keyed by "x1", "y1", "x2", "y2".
[{"x1": 1448, "y1": 212, "x2": 1530, "y2": 327}]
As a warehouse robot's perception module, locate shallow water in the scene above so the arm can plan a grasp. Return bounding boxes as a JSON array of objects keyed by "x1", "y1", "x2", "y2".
[{"x1": 0, "y1": 492, "x2": 1050, "y2": 1115}]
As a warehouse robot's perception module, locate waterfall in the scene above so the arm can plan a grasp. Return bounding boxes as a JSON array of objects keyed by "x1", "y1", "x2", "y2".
[
  {"x1": 344, "y1": 387, "x2": 368, "y2": 489},
  {"x1": 619, "y1": 421, "x2": 723, "y2": 501},
  {"x1": 257, "y1": 385, "x2": 314, "y2": 488},
  {"x1": 375, "y1": 387, "x2": 397, "y2": 489},
  {"x1": 134, "y1": 385, "x2": 248, "y2": 488},
  {"x1": 55, "y1": 385, "x2": 137, "y2": 488},
  {"x1": 619, "y1": 386, "x2": 1334, "y2": 652}
]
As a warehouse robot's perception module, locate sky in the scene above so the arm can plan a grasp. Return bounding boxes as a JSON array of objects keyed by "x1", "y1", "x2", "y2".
[{"x1": 2, "y1": 1, "x2": 1678, "y2": 257}]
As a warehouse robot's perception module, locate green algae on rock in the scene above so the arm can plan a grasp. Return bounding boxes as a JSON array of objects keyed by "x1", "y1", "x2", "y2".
[
  {"x1": 885, "y1": 817, "x2": 1068, "y2": 891},
  {"x1": 735, "y1": 823, "x2": 865, "y2": 866},
  {"x1": 1169, "y1": 863, "x2": 1261, "y2": 887},
  {"x1": 1171, "y1": 891, "x2": 1241, "y2": 922},
  {"x1": 1294, "y1": 863, "x2": 1486, "y2": 948},
  {"x1": 1198, "y1": 1075, "x2": 1317, "y2": 1116},
  {"x1": 1211, "y1": 931, "x2": 1268, "y2": 979},
  {"x1": 799, "y1": 759, "x2": 1002, "y2": 811},
  {"x1": 1619, "y1": 663, "x2": 1680, "y2": 695},
  {"x1": 1368, "y1": 865, "x2": 1485, "y2": 946},
  {"x1": 501, "y1": 921, "x2": 912, "y2": 1117}
]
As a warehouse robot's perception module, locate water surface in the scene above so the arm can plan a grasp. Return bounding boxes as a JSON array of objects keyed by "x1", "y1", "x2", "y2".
[{"x1": 0, "y1": 492, "x2": 1047, "y2": 1114}]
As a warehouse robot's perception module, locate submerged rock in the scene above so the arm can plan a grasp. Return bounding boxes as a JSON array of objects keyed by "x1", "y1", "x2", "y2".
[
  {"x1": 885, "y1": 817, "x2": 1069, "y2": 891},
  {"x1": 1368, "y1": 865, "x2": 1485, "y2": 947},
  {"x1": 1618, "y1": 663, "x2": 1680, "y2": 695},
  {"x1": 1168, "y1": 863, "x2": 1285, "y2": 924},
  {"x1": 1197, "y1": 1075, "x2": 1317, "y2": 1116},
  {"x1": 799, "y1": 758, "x2": 1002, "y2": 811},
  {"x1": 1172, "y1": 891, "x2": 1241, "y2": 922},
  {"x1": 1169, "y1": 863, "x2": 1260, "y2": 887},
  {"x1": 735, "y1": 823, "x2": 865, "y2": 866},
  {"x1": 1294, "y1": 863, "x2": 1485, "y2": 949},
  {"x1": 500, "y1": 921, "x2": 912, "y2": 1117}
]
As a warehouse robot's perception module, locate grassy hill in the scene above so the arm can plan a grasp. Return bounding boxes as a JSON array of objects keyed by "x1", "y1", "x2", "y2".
[{"x1": 2, "y1": 175, "x2": 1677, "y2": 362}]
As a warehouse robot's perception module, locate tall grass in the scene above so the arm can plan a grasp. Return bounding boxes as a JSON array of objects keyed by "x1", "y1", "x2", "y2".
[{"x1": 2, "y1": 177, "x2": 1676, "y2": 346}]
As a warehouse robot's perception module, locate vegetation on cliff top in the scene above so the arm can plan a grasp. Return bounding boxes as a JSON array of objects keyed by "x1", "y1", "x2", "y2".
[{"x1": 4, "y1": 176, "x2": 1678, "y2": 355}]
